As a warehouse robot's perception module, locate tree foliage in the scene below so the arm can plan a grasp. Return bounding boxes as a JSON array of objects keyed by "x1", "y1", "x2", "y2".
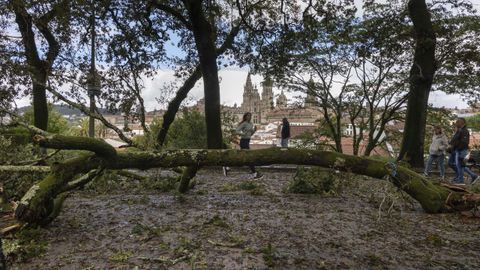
[
  {"x1": 465, "y1": 114, "x2": 480, "y2": 132},
  {"x1": 165, "y1": 109, "x2": 207, "y2": 149},
  {"x1": 22, "y1": 104, "x2": 69, "y2": 134},
  {"x1": 424, "y1": 106, "x2": 456, "y2": 152},
  {"x1": 0, "y1": 0, "x2": 479, "y2": 160}
]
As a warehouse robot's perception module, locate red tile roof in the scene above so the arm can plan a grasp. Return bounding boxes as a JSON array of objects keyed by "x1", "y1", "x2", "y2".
[
  {"x1": 338, "y1": 137, "x2": 390, "y2": 157},
  {"x1": 276, "y1": 125, "x2": 317, "y2": 138},
  {"x1": 273, "y1": 123, "x2": 391, "y2": 156},
  {"x1": 471, "y1": 132, "x2": 480, "y2": 149}
]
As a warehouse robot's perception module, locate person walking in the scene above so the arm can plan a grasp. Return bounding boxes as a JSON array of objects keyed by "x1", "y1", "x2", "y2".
[
  {"x1": 448, "y1": 118, "x2": 479, "y2": 185},
  {"x1": 280, "y1": 117, "x2": 291, "y2": 148},
  {"x1": 235, "y1": 112, "x2": 263, "y2": 179},
  {"x1": 424, "y1": 126, "x2": 448, "y2": 179}
]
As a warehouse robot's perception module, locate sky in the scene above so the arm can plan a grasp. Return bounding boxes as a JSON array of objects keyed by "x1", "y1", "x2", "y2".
[
  {"x1": 141, "y1": 69, "x2": 292, "y2": 111},
  {"x1": 137, "y1": 0, "x2": 480, "y2": 111},
  {"x1": 14, "y1": 0, "x2": 480, "y2": 111},
  {"x1": 13, "y1": 67, "x2": 473, "y2": 111},
  {"x1": 138, "y1": 68, "x2": 471, "y2": 111}
]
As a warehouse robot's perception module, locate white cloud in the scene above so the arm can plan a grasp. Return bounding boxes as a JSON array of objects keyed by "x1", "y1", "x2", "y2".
[
  {"x1": 13, "y1": 67, "x2": 470, "y2": 111},
  {"x1": 139, "y1": 68, "x2": 296, "y2": 111},
  {"x1": 138, "y1": 68, "x2": 470, "y2": 111},
  {"x1": 429, "y1": 91, "x2": 469, "y2": 109}
]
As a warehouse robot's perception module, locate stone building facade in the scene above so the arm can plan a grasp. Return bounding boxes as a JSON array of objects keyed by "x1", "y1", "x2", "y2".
[
  {"x1": 240, "y1": 73, "x2": 275, "y2": 124},
  {"x1": 238, "y1": 72, "x2": 322, "y2": 125}
]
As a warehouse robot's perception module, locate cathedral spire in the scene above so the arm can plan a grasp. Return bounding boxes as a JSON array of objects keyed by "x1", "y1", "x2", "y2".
[
  {"x1": 245, "y1": 72, "x2": 253, "y2": 91},
  {"x1": 305, "y1": 75, "x2": 316, "y2": 108},
  {"x1": 277, "y1": 90, "x2": 287, "y2": 109},
  {"x1": 262, "y1": 75, "x2": 273, "y2": 87}
]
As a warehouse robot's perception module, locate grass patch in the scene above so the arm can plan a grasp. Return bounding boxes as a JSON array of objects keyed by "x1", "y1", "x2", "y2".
[
  {"x1": 261, "y1": 243, "x2": 275, "y2": 267},
  {"x1": 205, "y1": 215, "x2": 229, "y2": 228},
  {"x1": 124, "y1": 195, "x2": 150, "y2": 205},
  {"x1": 176, "y1": 236, "x2": 199, "y2": 253},
  {"x1": 131, "y1": 223, "x2": 163, "y2": 239},
  {"x1": 425, "y1": 233, "x2": 443, "y2": 247},
  {"x1": 221, "y1": 181, "x2": 265, "y2": 195},
  {"x1": 243, "y1": 247, "x2": 255, "y2": 254},
  {"x1": 228, "y1": 233, "x2": 245, "y2": 246},
  {"x1": 141, "y1": 176, "x2": 178, "y2": 192},
  {"x1": 237, "y1": 181, "x2": 258, "y2": 190},
  {"x1": 195, "y1": 189, "x2": 208, "y2": 195},
  {"x1": 285, "y1": 167, "x2": 343, "y2": 195},
  {"x1": 221, "y1": 182, "x2": 238, "y2": 192},
  {"x1": 365, "y1": 252, "x2": 384, "y2": 266},
  {"x1": 85, "y1": 170, "x2": 179, "y2": 194},
  {"x1": 3, "y1": 228, "x2": 48, "y2": 263},
  {"x1": 109, "y1": 250, "x2": 134, "y2": 263}
]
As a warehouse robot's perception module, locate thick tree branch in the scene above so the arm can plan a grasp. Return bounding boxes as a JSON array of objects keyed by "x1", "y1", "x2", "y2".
[
  {"x1": 156, "y1": 66, "x2": 202, "y2": 146},
  {"x1": 0, "y1": 165, "x2": 50, "y2": 173},
  {"x1": 157, "y1": 23, "x2": 241, "y2": 147},
  {"x1": 47, "y1": 86, "x2": 134, "y2": 145},
  {"x1": 14, "y1": 140, "x2": 480, "y2": 225},
  {"x1": 152, "y1": 1, "x2": 192, "y2": 30},
  {"x1": 60, "y1": 168, "x2": 104, "y2": 193},
  {"x1": 33, "y1": 134, "x2": 116, "y2": 158}
]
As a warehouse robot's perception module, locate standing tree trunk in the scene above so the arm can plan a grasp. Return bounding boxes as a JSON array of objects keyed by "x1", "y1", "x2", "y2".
[
  {"x1": 184, "y1": 0, "x2": 223, "y2": 149},
  {"x1": 11, "y1": 0, "x2": 64, "y2": 131},
  {"x1": 32, "y1": 71, "x2": 49, "y2": 131},
  {"x1": 151, "y1": 2, "x2": 240, "y2": 148},
  {"x1": 398, "y1": 0, "x2": 436, "y2": 167},
  {"x1": 156, "y1": 22, "x2": 240, "y2": 148}
]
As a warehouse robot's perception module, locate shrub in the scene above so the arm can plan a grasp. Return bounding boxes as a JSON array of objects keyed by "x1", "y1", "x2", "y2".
[{"x1": 286, "y1": 167, "x2": 343, "y2": 195}]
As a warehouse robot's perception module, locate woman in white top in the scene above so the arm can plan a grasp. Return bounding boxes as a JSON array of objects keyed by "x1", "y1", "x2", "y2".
[
  {"x1": 424, "y1": 126, "x2": 449, "y2": 179},
  {"x1": 234, "y1": 112, "x2": 263, "y2": 179}
]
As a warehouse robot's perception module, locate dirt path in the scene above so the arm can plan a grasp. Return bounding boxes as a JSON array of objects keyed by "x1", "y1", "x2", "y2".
[{"x1": 9, "y1": 168, "x2": 480, "y2": 269}]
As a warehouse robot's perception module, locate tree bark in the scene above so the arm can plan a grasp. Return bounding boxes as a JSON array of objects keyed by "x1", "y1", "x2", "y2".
[
  {"x1": 12, "y1": 133, "x2": 480, "y2": 226},
  {"x1": 184, "y1": 0, "x2": 223, "y2": 149},
  {"x1": 178, "y1": 165, "x2": 199, "y2": 193},
  {"x1": 33, "y1": 134, "x2": 117, "y2": 158},
  {"x1": 157, "y1": 66, "x2": 202, "y2": 147},
  {"x1": 11, "y1": 0, "x2": 64, "y2": 132},
  {"x1": 398, "y1": 0, "x2": 436, "y2": 167},
  {"x1": 13, "y1": 5, "x2": 49, "y2": 131},
  {"x1": 47, "y1": 86, "x2": 134, "y2": 145},
  {"x1": 0, "y1": 165, "x2": 50, "y2": 173},
  {"x1": 32, "y1": 75, "x2": 49, "y2": 131},
  {"x1": 156, "y1": 23, "x2": 240, "y2": 147}
]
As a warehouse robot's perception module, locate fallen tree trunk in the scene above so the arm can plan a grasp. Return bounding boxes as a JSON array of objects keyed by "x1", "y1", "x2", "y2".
[
  {"x1": 12, "y1": 133, "x2": 480, "y2": 226},
  {"x1": 0, "y1": 165, "x2": 50, "y2": 173}
]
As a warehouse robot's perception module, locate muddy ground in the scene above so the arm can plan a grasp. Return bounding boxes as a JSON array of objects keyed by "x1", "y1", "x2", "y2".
[{"x1": 7, "y1": 167, "x2": 480, "y2": 269}]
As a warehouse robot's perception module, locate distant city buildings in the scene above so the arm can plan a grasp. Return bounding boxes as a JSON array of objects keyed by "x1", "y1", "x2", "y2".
[
  {"x1": 451, "y1": 105, "x2": 480, "y2": 118},
  {"x1": 21, "y1": 75, "x2": 479, "y2": 155}
]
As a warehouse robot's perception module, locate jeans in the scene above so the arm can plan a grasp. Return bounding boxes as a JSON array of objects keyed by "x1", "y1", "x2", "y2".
[
  {"x1": 424, "y1": 154, "x2": 445, "y2": 177},
  {"x1": 448, "y1": 151, "x2": 457, "y2": 176},
  {"x1": 281, "y1": 138, "x2": 289, "y2": 148},
  {"x1": 449, "y1": 149, "x2": 478, "y2": 183},
  {"x1": 240, "y1": 138, "x2": 256, "y2": 173}
]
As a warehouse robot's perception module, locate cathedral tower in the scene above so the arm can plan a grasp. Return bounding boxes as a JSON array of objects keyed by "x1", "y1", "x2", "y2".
[
  {"x1": 241, "y1": 73, "x2": 262, "y2": 123},
  {"x1": 276, "y1": 90, "x2": 287, "y2": 109},
  {"x1": 305, "y1": 76, "x2": 316, "y2": 108},
  {"x1": 261, "y1": 76, "x2": 274, "y2": 110}
]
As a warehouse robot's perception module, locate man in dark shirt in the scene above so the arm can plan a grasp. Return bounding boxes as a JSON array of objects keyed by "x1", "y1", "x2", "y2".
[
  {"x1": 281, "y1": 118, "x2": 290, "y2": 148},
  {"x1": 448, "y1": 118, "x2": 479, "y2": 184}
]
